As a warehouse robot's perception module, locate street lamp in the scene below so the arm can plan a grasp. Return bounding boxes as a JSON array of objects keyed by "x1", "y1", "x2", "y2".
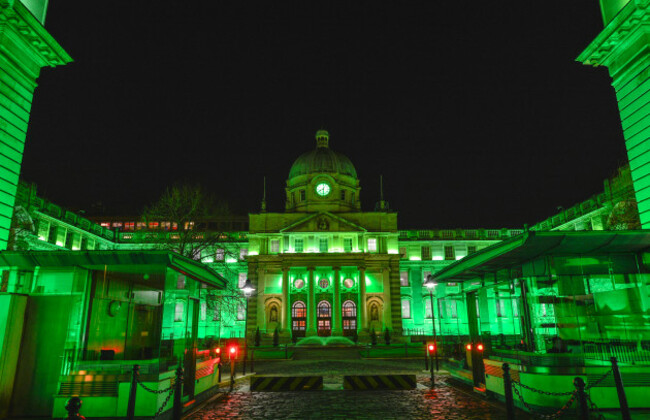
[
  {"x1": 241, "y1": 278, "x2": 255, "y2": 375},
  {"x1": 424, "y1": 275, "x2": 438, "y2": 371}
]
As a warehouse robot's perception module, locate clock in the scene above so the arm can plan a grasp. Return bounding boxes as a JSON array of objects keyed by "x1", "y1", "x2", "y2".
[{"x1": 315, "y1": 182, "x2": 330, "y2": 197}]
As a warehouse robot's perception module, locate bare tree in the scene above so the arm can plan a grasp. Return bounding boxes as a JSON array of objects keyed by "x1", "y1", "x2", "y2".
[{"x1": 142, "y1": 184, "x2": 246, "y2": 333}]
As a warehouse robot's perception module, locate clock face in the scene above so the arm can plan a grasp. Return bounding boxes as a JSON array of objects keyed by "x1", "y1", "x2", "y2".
[{"x1": 316, "y1": 182, "x2": 330, "y2": 197}]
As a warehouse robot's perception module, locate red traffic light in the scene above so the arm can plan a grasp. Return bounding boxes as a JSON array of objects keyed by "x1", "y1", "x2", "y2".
[
  {"x1": 229, "y1": 346, "x2": 236, "y2": 354},
  {"x1": 466, "y1": 343, "x2": 472, "y2": 351},
  {"x1": 428, "y1": 344, "x2": 435, "y2": 353},
  {"x1": 477, "y1": 343, "x2": 484, "y2": 351},
  {"x1": 215, "y1": 348, "x2": 221, "y2": 354}
]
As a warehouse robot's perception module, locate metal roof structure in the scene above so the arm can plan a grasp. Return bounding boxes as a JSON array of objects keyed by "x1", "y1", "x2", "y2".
[{"x1": 432, "y1": 230, "x2": 650, "y2": 282}]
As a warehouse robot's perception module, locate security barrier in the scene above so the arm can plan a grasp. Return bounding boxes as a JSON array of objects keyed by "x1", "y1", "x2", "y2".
[
  {"x1": 250, "y1": 375, "x2": 323, "y2": 391},
  {"x1": 343, "y1": 374, "x2": 416, "y2": 390}
]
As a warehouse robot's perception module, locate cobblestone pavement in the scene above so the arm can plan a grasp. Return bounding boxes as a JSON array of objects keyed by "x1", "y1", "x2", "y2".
[{"x1": 187, "y1": 350, "x2": 532, "y2": 420}]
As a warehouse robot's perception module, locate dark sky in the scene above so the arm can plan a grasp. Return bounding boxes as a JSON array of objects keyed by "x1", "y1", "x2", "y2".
[{"x1": 22, "y1": 1, "x2": 626, "y2": 229}]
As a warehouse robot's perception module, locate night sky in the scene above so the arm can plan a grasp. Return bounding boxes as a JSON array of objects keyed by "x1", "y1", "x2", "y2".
[{"x1": 22, "y1": 1, "x2": 627, "y2": 229}]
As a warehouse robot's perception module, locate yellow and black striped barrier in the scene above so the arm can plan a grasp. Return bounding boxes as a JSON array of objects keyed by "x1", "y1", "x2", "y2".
[
  {"x1": 343, "y1": 374, "x2": 416, "y2": 390},
  {"x1": 250, "y1": 375, "x2": 323, "y2": 391}
]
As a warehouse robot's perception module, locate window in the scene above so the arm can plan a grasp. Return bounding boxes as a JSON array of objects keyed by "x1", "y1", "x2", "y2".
[
  {"x1": 237, "y1": 304, "x2": 246, "y2": 320},
  {"x1": 161, "y1": 221, "x2": 171, "y2": 230},
  {"x1": 399, "y1": 247, "x2": 407, "y2": 258},
  {"x1": 319, "y1": 278, "x2": 330, "y2": 289},
  {"x1": 216, "y1": 248, "x2": 225, "y2": 260},
  {"x1": 421, "y1": 246, "x2": 431, "y2": 260},
  {"x1": 340, "y1": 190, "x2": 346, "y2": 200},
  {"x1": 292, "y1": 301, "x2": 306, "y2": 318},
  {"x1": 423, "y1": 271, "x2": 432, "y2": 283},
  {"x1": 174, "y1": 302, "x2": 184, "y2": 322},
  {"x1": 136, "y1": 222, "x2": 146, "y2": 230},
  {"x1": 294, "y1": 238, "x2": 304, "y2": 253},
  {"x1": 200, "y1": 302, "x2": 207, "y2": 321},
  {"x1": 48, "y1": 225, "x2": 57, "y2": 243},
  {"x1": 212, "y1": 304, "x2": 220, "y2": 321},
  {"x1": 476, "y1": 299, "x2": 481, "y2": 318},
  {"x1": 177, "y1": 275, "x2": 186, "y2": 289},
  {"x1": 300, "y1": 189, "x2": 306, "y2": 201},
  {"x1": 468, "y1": 245, "x2": 477, "y2": 255},
  {"x1": 450, "y1": 300, "x2": 458, "y2": 318},
  {"x1": 342, "y1": 300, "x2": 357, "y2": 317},
  {"x1": 344, "y1": 238, "x2": 353, "y2": 252},
  {"x1": 513, "y1": 299, "x2": 519, "y2": 318},
  {"x1": 238, "y1": 273, "x2": 247, "y2": 288},
  {"x1": 319, "y1": 238, "x2": 328, "y2": 253},
  {"x1": 367, "y1": 238, "x2": 377, "y2": 252},
  {"x1": 294, "y1": 278, "x2": 305, "y2": 289},
  {"x1": 496, "y1": 299, "x2": 506, "y2": 317},
  {"x1": 125, "y1": 222, "x2": 135, "y2": 230},
  {"x1": 270, "y1": 239, "x2": 280, "y2": 253},
  {"x1": 425, "y1": 299, "x2": 432, "y2": 318},
  {"x1": 400, "y1": 271, "x2": 409, "y2": 286},
  {"x1": 401, "y1": 300, "x2": 411, "y2": 318},
  {"x1": 291, "y1": 191, "x2": 296, "y2": 204},
  {"x1": 240, "y1": 248, "x2": 248, "y2": 260},
  {"x1": 317, "y1": 301, "x2": 331, "y2": 317},
  {"x1": 343, "y1": 278, "x2": 354, "y2": 288},
  {"x1": 444, "y1": 245, "x2": 455, "y2": 260}
]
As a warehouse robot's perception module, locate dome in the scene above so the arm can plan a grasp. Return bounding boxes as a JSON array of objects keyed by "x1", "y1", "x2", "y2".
[{"x1": 288, "y1": 131, "x2": 357, "y2": 179}]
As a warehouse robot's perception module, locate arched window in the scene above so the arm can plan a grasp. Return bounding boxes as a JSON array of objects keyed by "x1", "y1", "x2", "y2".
[
  {"x1": 342, "y1": 300, "x2": 356, "y2": 317},
  {"x1": 317, "y1": 301, "x2": 331, "y2": 317},
  {"x1": 292, "y1": 301, "x2": 306, "y2": 318}
]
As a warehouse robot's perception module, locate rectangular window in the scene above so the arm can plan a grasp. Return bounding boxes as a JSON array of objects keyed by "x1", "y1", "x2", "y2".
[
  {"x1": 319, "y1": 238, "x2": 328, "y2": 253},
  {"x1": 444, "y1": 245, "x2": 455, "y2": 260},
  {"x1": 174, "y1": 302, "x2": 184, "y2": 322},
  {"x1": 216, "y1": 248, "x2": 225, "y2": 260},
  {"x1": 423, "y1": 271, "x2": 432, "y2": 284},
  {"x1": 200, "y1": 302, "x2": 207, "y2": 321},
  {"x1": 496, "y1": 299, "x2": 506, "y2": 317},
  {"x1": 238, "y1": 272, "x2": 247, "y2": 289},
  {"x1": 124, "y1": 222, "x2": 135, "y2": 230},
  {"x1": 291, "y1": 191, "x2": 296, "y2": 204},
  {"x1": 177, "y1": 275, "x2": 186, "y2": 289},
  {"x1": 425, "y1": 299, "x2": 432, "y2": 318},
  {"x1": 270, "y1": 239, "x2": 280, "y2": 253},
  {"x1": 399, "y1": 247, "x2": 407, "y2": 258},
  {"x1": 344, "y1": 238, "x2": 353, "y2": 252},
  {"x1": 294, "y1": 238, "x2": 304, "y2": 253},
  {"x1": 48, "y1": 225, "x2": 57, "y2": 243},
  {"x1": 421, "y1": 246, "x2": 431, "y2": 260},
  {"x1": 468, "y1": 245, "x2": 477, "y2": 255},
  {"x1": 513, "y1": 299, "x2": 519, "y2": 318},
  {"x1": 340, "y1": 190, "x2": 346, "y2": 200},
  {"x1": 237, "y1": 304, "x2": 246, "y2": 320},
  {"x1": 213, "y1": 304, "x2": 220, "y2": 321},
  {"x1": 300, "y1": 190, "x2": 306, "y2": 201},
  {"x1": 367, "y1": 238, "x2": 377, "y2": 252},
  {"x1": 161, "y1": 221, "x2": 171, "y2": 230},
  {"x1": 450, "y1": 300, "x2": 458, "y2": 318},
  {"x1": 401, "y1": 300, "x2": 411, "y2": 318},
  {"x1": 136, "y1": 222, "x2": 146, "y2": 230},
  {"x1": 240, "y1": 248, "x2": 248, "y2": 260},
  {"x1": 400, "y1": 271, "x2": 409, "y2": 286}
]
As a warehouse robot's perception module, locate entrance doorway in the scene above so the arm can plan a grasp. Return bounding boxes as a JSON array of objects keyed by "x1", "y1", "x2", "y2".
[
  {"x1": 291, "y1": 301, "x2": 306, "y2": 338},
  {"x1": 342, "y1": 300, "x2": 357, "y2": 336},
  {"x1": 317, "y1": 301, "x2": 331, "y2": 336}
]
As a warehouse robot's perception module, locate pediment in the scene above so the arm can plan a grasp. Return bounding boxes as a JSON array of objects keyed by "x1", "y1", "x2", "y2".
[{"x1": 280, "y1": 212, "x2": 367, "y2": 233}]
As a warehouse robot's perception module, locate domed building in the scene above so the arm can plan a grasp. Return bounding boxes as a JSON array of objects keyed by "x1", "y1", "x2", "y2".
[{"x1": 247, "y1": 130, "x2": 401, "y2": 339}]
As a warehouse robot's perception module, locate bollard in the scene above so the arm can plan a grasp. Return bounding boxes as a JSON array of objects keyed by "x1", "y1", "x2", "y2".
[
  {"x1": 230, "y1": 357, "x2": 235, "y2": 391},
  {"x1": 430, "y1": 352, "x2": 435, "y2": 387},
  {"x1": 574, "y1": 377, "x2": 589, "y2": 420},
  {"x1": 65, "y1": 397, "x2": 86, "y2": 420},
  {"x1": 502, "y1": 363, "x2": 515, "y2": 420},
  {"x1": 126, "y1": 364, "x2": 139, "y2": 420},
  {"x1": 610, "y1": 357, "x2": 631, "y2": 420},
  {"x1": 217, "y1": 362, "x2": 222, "y2": 382},
  {"x1": 172, "y1": 367, "x2": 183, "y2": 420},
  {"x1": 251, "y1": 349, "x2": 255, "y2": 373},
  {"x1": 424, "y1": 348, "x2": 429, "y2": 371}
]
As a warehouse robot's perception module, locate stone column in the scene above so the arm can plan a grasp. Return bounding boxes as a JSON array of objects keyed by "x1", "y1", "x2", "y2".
[
  {"x1": 307, "y1": 267, "x2": 316, "y2": 335},
  {"x1": 282, "y1": 267, "x2": 289, "y2": 332},
  {"x1": 382, "y1": 267, "x2": 393, "y2": 330},
  {"x1": 359, "y1": 266, "x2": 367, "y2": 331},
  {"x1": 333, "y1": 267, "x2": 342, "y2": 334}
]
